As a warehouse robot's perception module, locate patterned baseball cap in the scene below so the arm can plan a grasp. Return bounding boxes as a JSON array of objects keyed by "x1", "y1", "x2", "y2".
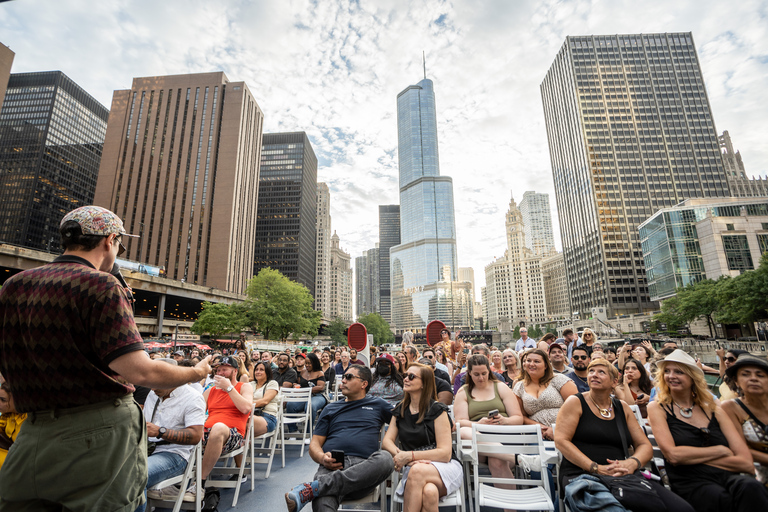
[{"x1": 60, "y1": 206, "x2": 138, "y2": 237}]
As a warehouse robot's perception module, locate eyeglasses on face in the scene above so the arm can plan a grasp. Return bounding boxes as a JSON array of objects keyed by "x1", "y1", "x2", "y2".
[
  {"x1": 404, "y1": 372, "x2": 421, "y2": 381},
  {"x1": 112, "y1": 236, "x2": 126, "y2": 256},
  {"x1": 572, "y1": 355, "x2": 589, "y2": 360},
  {"x1": 342, "y1": 373, "x2": 361, "y2": 381}
]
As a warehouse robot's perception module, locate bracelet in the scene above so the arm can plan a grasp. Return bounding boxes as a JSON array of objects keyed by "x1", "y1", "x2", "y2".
[
  {"x1": 589, "y1": 462, "x2": 599, "y2": 474},
  {"x1": 629, "y1": 456, "x2": 642, "y2": 471},
  {"x1": 411, "y1": 451, "x2": 415, "y2": 461}
]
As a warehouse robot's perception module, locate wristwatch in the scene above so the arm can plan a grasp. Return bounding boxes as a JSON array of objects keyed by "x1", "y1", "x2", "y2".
[
  {"x1": 225, "y1": 385, "x2": 234, "y2": 393},
  {"x1": 158, "y1": 427, "x2": 167, "y2": 438}
]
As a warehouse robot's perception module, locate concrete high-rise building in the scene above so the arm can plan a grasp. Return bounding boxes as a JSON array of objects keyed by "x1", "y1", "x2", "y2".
[
  {"x1": 254, "y1": 132, "x2": 317, "y2": 296},
  {"x1": 0, "y1": 43, "x2": 14, "y2": 113},
  {"x1": 329, "y1": 232, "x2": 353, "y2": 323},
  {"x1": 315, "y1": 182, "x2": 331, "y2": 317},
  {"x1": 719, "y1": 131, "x2": 768, "y2": 198},
  {"x1": 519, "y1": 191, "x2": 556, "y2": 257},
  {"x1": 484, "y1": 195, "x2": 547, "y2": 330},
  {"x1": 541, "y1": 32, "x2": 731, "y2": 318},
  {"x1": 1, "y1": 71, "x2": 108, "y2": 252},
  {"x1": 541, "y1": 252, "x2": 571, "y2": 320},
  {"x1": 389, "y1": 77, "x2": 472, "y2": 333},
  {"x1": 378, "y1": 204, "x2": 400, "y2": 323},
  {"x1": 355, "y1": 245, "x2": 380, "y2": 317},
  {"x1": 459, "y1": 267, "x2": 475, "y2": 294},
  {"x1": 95, "y1": 72, "x2": 263, "y2": 294}
]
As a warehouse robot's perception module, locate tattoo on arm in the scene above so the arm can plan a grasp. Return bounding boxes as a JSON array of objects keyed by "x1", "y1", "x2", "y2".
[{"x1": 162, "y1": 427, "x2": 196, "y2": 445}]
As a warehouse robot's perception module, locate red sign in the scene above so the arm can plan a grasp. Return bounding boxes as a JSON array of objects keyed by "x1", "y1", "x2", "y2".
[
  {"x1": 426, "y1": 320, "x2": 447, "y2": 347},
  {"x1": 348, "y1": 323, "x2": 368, "y2": 351}
]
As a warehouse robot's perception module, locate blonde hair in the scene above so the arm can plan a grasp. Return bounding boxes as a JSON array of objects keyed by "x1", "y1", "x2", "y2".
[
  {"x1": 582, "y1": 328, "x2": 596, "y2": 341},
  {"x1": 587, "y1": 358, "x2": 619, "y2": 381},
  {"x1": 655, "y1": 361, "x2": 716, "y2": 414}
]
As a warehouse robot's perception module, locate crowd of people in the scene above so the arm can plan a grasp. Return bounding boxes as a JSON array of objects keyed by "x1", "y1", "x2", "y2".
[{"x1": 0, "y1": 205, "x2": 767, "y2": 512}]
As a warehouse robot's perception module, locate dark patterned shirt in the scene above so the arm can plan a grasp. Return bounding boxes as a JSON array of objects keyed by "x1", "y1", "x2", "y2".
[{"x1": 0, "y1": 256, "x2": 144, "y2": 412}]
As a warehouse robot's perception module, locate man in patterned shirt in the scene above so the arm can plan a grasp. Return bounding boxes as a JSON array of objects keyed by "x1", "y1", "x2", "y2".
[{"x1": 0, "y1": 206, "x2": 211, "y2": 512}]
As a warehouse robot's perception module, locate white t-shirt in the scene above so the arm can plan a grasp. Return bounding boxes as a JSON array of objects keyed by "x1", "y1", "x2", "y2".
[
  {"x1": 145, "y1": 384, "x2": 206, "y2": 461},
  {"x1": 253, "y1": 380, "x2": 280, "y2": 417}
]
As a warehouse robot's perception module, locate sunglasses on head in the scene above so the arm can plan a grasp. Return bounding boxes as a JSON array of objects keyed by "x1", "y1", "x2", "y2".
[
  {"x1": 572, "y1": 355, "x2": 589, "y2": 360},
  {"x1": 404, "y1": 372, "x2": 420, "y2": 381}
]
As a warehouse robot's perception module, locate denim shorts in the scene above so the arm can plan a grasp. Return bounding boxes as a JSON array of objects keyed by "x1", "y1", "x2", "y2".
[{"x1": 262, "y1": 413, "x2": 277, "y2": 433}]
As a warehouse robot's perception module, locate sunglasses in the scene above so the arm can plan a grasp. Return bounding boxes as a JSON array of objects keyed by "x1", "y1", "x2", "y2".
[
  {"x1": 725, "y1": 356, "x2": 737, "y2": 363},
  {"x1": 342, "y1": 373, "x2": 361, "y2": 381},
  {"x1": 404, "y1": 373, "x2": 421, "y2": 381},
  {"x1": 572, "y1": 355, "x2": 589, "y2": 360},
  {"x1": 113, "y1": 236, "x2": 126, "y2": 256}
]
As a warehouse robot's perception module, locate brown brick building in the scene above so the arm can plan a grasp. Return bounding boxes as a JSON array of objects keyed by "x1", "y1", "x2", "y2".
[{"x1": 94, "y1": 72, "x2": 264, "y2": 294}]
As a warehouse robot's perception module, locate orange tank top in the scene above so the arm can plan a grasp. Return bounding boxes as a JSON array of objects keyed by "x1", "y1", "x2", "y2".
[{"x1": 205, "y1": 382, "x2": 248, "y2": 435}]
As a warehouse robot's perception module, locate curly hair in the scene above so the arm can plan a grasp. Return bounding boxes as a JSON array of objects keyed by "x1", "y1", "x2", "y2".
[{"x1": 655, "y1": 361, "x2": 716, "y2": 414}]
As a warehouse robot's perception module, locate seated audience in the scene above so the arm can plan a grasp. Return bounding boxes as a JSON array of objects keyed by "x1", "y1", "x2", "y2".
[
  {"x1": 716, "y1": 348, "x2": 749, "y2": 400},
  {"x1": 288, "y1": 353, "x2": 327, "y2": 431},
  {"x1": 537, "y1": 333, "x2": 557, "y2": 352},
  {"x1": 383, "y1": 364, "x2": 462, "y2": 512},
  {"x1": 275, "y1": 353, "x2": 299, "y2": 388},
  {"x1": 555, "y1": 358, "x2": 694, "y2": 512},
  {"x1": 567, "y1": 347, "x2": 591, "y2": 393},
  {"x1": 333, "y1": 351, "x2": 352, "y2": 377},
  {"x1": 421, "y1": 348, "x2": 451, "y2": 383},
  {"x1": 614, "y1": 358, "x2": 652, "y2": 418},
  {"x1": 453, "y1": 344, "x2": 505, "y2": 394},
  {"x1": 252, "y1": 361, "x2": 280, "y2": 437},
  {"x1": 648, "y1": 349, "x2": 768, "y2": 511},
  {"x1": 348, "y1": 348, "x2": 364, "y2": 366},
  {"x1": 500, "y1": 349, "x2": 520, "y2": 387},
  {"x1": 320, "y1": 351, "x2": 336, "y2": 388},
  {"x1": 369, "y1": 354, "x2": 405, "y2": 407},
  {"x1": 490, "y1": 350, "x2": 503, "y2": 374},
  {"x1": 417, "y1": 357, "x2": 453, "y2": 405},
  {"x1": 549, "y1": 343, "x2": 573, "y2": 375}
]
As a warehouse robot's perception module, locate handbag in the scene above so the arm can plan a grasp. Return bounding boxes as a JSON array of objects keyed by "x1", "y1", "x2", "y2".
[{"x1": 595, "y1": 398, "x2": 664, "y2": 512}]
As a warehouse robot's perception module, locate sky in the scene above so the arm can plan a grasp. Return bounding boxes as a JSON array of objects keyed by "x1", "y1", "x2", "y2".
[{"x1": 2, "y1": 0, "x2": 767, "y2": 303}]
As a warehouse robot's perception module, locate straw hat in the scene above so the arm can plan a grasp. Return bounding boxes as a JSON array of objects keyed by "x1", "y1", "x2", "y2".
[{"x1": 656, "y1": 349, "x2": 703, "y2": 376}]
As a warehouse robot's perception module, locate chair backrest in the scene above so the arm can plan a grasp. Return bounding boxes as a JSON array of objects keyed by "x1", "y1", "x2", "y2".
[{"x1": 280, "y1": 387, "x2": 313, "y2": 405}]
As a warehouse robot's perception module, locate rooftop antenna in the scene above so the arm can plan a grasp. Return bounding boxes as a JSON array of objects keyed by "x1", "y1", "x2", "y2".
[{"x1": 423, "y1": 51, "x2": 426, "y2": 79}]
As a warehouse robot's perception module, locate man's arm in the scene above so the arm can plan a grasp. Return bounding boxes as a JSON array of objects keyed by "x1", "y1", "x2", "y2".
[
  {"x1": 281, "y1": 369, "x2": 298, "y2": 388},
  {"x1": 109, "y1": 351, "x2": 211, "y2": 389},
  {"x1": 147, "y1": 423, "x2": 203, "y2": 445}
]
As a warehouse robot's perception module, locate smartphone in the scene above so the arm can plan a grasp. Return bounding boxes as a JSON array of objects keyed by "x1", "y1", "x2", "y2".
[
  {"x1": 488, "y1": 409, "x2": 500, "y2": 418},
  {"x1": 463, "y1": 348, "x2": 469, "y2": 354},
  {"x1": 637, "y1": 394, "x2": 645, "y2": 400},
  {"x1": 331, "y1": 450, "x2": 345, "y2": 468}
]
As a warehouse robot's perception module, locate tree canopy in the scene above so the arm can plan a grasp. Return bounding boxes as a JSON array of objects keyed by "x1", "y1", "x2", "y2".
[
  {"x1": 191, "y1": 301, "x2": 240, "y2": 339},
  {"x1": 327, "y1": 317, "x2": 348, "y2": 345},
  {"x1": 356, "y1": 312, "x2": 394, "y2": 346}
]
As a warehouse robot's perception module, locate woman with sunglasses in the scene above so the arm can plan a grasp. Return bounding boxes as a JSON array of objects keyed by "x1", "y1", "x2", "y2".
[
  {"x1": 648, "y1": 350, "x2": 768, "y2": 511},
  {"x1": 383, "y1": 364, "x2": 463, "y2": 512},
  {"x1": 500, "y1": 349, "x2": 520, "y2": 388},
  {"x1": 614, "y1": 358, "x2": 652, "y2": 418},
  {"x1": 715, "y1": 348, "x2": 749, "y2": 400},
  {"x1": 580, "y1": 329, "x2": 597, "y2": 354}
]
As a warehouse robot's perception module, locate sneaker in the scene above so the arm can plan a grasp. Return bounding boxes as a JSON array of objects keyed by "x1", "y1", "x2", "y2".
[
  {"x1": 147, "y1": 485, "x2": 196, "y2": 503},
  {"x1": 303, "y1": 438, "x2": 311, "y2": 445},
  {"x1": 285, "y1": 481, "x2": 319, "y2": 512},
  {"x1": 517, "y1": 453, "x2": 542, "y2": 473}
]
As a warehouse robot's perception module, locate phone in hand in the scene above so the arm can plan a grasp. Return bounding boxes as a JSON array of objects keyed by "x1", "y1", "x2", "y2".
[
  {"x1": 331, "y1": 450, "x2": 345, "y2": 468},
  {"x1": 637, "y1": 394, "x2": 645, "y2": 400},
  {"x1": 488, "y1": 409, "x2": 500, "y2": 418}
]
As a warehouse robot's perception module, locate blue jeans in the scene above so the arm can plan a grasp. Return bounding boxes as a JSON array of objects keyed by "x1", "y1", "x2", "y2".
[
  {"x1": 286, "y1": 394, "x2": 327, "y2": 432},
  {"x1": 135, "y1": 451, "x2": 188, "y2": 512}
]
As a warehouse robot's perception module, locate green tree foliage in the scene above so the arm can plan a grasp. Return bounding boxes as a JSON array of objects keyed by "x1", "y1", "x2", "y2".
[
  {"x1": 528, "y1": 325, "x2": 544, "y2": 339},
  {"x1": 191, "y1": 301, "x2": 239, "y2": 338},
  {"x1": 655, "y1": 279, "x2": 720, "y2": 337},
  {"x1": 243, "y1": 268, "x2": 321, "y2": 341},
  {"x1": 356, "y1": 312, "x2": 394, "y2": 346},
  {"x1": 327, "y1": 317, "x2": 348, "y2": 345}
]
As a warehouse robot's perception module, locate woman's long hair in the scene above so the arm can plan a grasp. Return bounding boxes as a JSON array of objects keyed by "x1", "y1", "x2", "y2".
[
  {"x1": 253, "y1": 361, "x2": 273, "y2": 385},
  {"x1": 373, "y1": 358, "x2": 404, "y2": 389},
  {"x1": 655, "y1": 361, "x2": 717, "y2": 414},
  {"x1": 465, "y1": 354, "x2": 498, "y2": 399},
  {"x1": 400, "y1": 363, "x2": 437, "y2": 424},
  {"x1": 305, "y1": 352, "x2": 322, "y2": 375},
  {"x1": 521, "y1": 349, "x2": 555, "y2": 387},
  {"x1": 624, "y1": 358, "x2": 652, "y2": 394}
]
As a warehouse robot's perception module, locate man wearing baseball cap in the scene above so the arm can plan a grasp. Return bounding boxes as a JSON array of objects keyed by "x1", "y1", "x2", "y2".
[{"x1": 0, "y1": 205, "x2": 212, "y2": 512}]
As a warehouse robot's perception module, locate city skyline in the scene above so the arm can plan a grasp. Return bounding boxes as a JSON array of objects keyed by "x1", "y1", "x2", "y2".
[{"x1": 2, "y1": 1, "x2": 767, "y2": 292}]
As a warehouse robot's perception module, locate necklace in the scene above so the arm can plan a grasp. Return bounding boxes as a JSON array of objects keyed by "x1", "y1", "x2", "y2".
[
  {"x1": 674, "y1": 401, "x2": 694, "y2": 418},
  {"x1": 589, "y1": 393, "x2": 613, "y2": 418}
]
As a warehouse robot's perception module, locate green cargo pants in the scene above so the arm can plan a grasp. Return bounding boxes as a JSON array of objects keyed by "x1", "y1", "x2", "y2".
[{"x1": 0, "y1": 394, "x2": 147, "y2": 512}]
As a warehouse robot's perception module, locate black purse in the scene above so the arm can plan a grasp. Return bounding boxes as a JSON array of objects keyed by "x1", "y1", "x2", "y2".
[{"x1": 595, "y1": 398, "x2": 664, "y2": 512}]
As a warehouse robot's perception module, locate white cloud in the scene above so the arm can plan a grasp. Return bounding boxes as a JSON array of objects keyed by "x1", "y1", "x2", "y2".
[{"x1": 2, "y1": 0, "x2": 767, "y2": 304}]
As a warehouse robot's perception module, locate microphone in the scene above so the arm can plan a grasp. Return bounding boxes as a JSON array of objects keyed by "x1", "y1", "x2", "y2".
[{"x1": 111, "y1": 263, "x2": 135, "y2": 305}]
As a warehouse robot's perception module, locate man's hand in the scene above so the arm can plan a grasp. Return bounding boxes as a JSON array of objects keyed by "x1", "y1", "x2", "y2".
[
  {"x1": 321, "y1": 452, "x2": 343, "y2": 471},
  {"x1": 146, "y1": 422, "x2": 160, "y2": 438},
  {"x1": 195, "y1": 356, "x2": 212, "y2": 380},
  {"x1": 214, "y1": 375, "x2": 231, "y2": 390}
]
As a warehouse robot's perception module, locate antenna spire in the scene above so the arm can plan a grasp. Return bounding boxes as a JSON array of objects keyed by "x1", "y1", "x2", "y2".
[{"x1": 423, "y1": 51, "x2": 426, "y2": 79}]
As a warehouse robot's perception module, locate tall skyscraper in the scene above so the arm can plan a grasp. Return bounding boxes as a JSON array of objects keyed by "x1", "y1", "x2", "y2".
[
  {"x1": 355, "y1": 245, "x2": 380, "y2": 317},
  {"x1": 378, "y1": 204, "x2": 400, "y2": 323},
  {"x1": 329, "y1": 232, "x2": 353, "y2": 323},
  {"x1": 390, "y1": 77, "x2": 472, "y2": 332},
  {"x1": 519, "y1": 191, "x2": 556, "y2": 257},
  {"x1": 0, "y1": 43, "x2": 14, "y2": 113},
  {"x1": 254, "y1": 132, "x2": 318, "y2": 296},
  {"x1": 95, "y1": 72, "x2": 263, "y2": 294},
  {"x1": 541, "y1": 32, "x2": 731, "y2": 317},
  {"x1": 1, "y1": 71, "x2": 108, "y2": 252},
  {"x1": 315, "y1": 182, "x2": 331, "y2": 317}
]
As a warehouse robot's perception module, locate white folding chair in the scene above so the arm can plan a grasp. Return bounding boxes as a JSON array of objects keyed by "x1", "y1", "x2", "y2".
[
  {"x1": 147, "y1": 441, "x2": 203, "y2": 512},
  {"x1": 248, "y1": 395, "x2": 283, "y2": 479},
  {"x1": 205, "y1": 409, "x2": 254, "y2": 507},
  {"x1": 280, "y1": 387, "x2": 313, "y2": 457},
  {"x1": 471, "y1": 423, "x2": 554, "y2": 512}
]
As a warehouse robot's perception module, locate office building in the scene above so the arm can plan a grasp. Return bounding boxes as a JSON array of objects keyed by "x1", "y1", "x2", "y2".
[
  {"x1": 720, "y1": 131, "x2": 768, "y2": 198},
  {"x1": 541, "y1": 32, "x2": 731, "y2": 318},
  {"x1": 95, "y1": 72, "x2": 263, "y2": 294},
  {"x1": 390, "y1": 77, "x2": 472, "y2": 332},
  {"x1": 355, "y1": 245, "x2": 380, "y2": 317},
  {"x1": 254, "y1": 132, "x2": 318, "y2": 296},
  {"x1": 640, "y1": 197, "x2": 768, "y2": 301},
  {"x1": 329, "y1": 232, "x2": 353, "y2": 323},
  {"x1": 378, "y1": 204, "x2": 400, "y2": 323},
  {"x1": 315, "y1": 182, "x2": 331, "y2": 317},
  {"x1": 541, "y1": 252, "x2": 571, "y2": 320},
  {"x1": 484, "y1": 195, "x2": 547, "y2": 330},
  {"x1": 0, "y1": 43, "x2": 14, "y2": 113},
  {"x1": 519, "y1": 191, "x2": 556, "y2": 257},
  {"x1": 1, "y1": 71, "x2": 108, "y2": 252}
]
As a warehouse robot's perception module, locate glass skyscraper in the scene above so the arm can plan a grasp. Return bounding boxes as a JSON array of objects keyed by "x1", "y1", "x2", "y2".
[
  {"x1": 0, "y1": 71, "x2": 108, "y2": 252},
  {"x1": 541, "y1": 32, "x2": 731, "y2": 318},
  {"x1": 378, "y1": 204, "x2": 400, "y2": 323},
  {"x1": 390, "y1": 78, "x2": 472, "y2": 332}
]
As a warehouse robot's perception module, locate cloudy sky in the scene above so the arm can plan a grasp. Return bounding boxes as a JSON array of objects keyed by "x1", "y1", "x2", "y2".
[{"x1": 2, "y1": 0, "x2": 767, "y2": 302}]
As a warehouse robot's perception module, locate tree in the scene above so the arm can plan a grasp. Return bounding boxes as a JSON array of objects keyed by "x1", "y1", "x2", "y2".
[
  {"x1": 327, "y1": 317, "x2": 348, "y2": 345},
  {"x1": 243, "y1": 268, "x2": 321, "y2": 341},
  {"x1": 356, "y1": 312, "x2": 394, "y2": 346},
  {"x1": 655, "y1": 279, "x2": 722, "y2": 337},
  {"x1": 718, "y1": 252, "x2": 768, "y2": 325},
  {"x1": 191, "y1": 301, "x2": 238, "y2": 339}
]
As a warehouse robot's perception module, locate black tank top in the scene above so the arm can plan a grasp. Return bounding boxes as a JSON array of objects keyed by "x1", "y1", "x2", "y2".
[{"x1": 560, "y1": 393, "x2": 631, "y2": 480}]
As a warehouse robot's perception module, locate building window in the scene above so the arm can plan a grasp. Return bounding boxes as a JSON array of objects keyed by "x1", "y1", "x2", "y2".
[
  {"x1": 722, "y1": 235, "x2": 754, "y2": 272},
  {"x1": 726, "y1": 224, "x2": 735, "y2": 231},
  {"x1": 758, "y1": 234, "x2": 768, "y2": 256},
  {"x1": 762, "y1": 223, "x2": 768, "y2": 230}
]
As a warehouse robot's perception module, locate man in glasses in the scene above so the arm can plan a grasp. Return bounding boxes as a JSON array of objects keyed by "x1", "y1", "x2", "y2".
[
  {"x1": 567, "y1": 346, "x2": 591, "y2": 393},
  {"x1": 285, "y1": 365, "x2": 394, "y2": 512},
  {"x1": 0, "y1": 205, "x2": 212, "y2": 512}
]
